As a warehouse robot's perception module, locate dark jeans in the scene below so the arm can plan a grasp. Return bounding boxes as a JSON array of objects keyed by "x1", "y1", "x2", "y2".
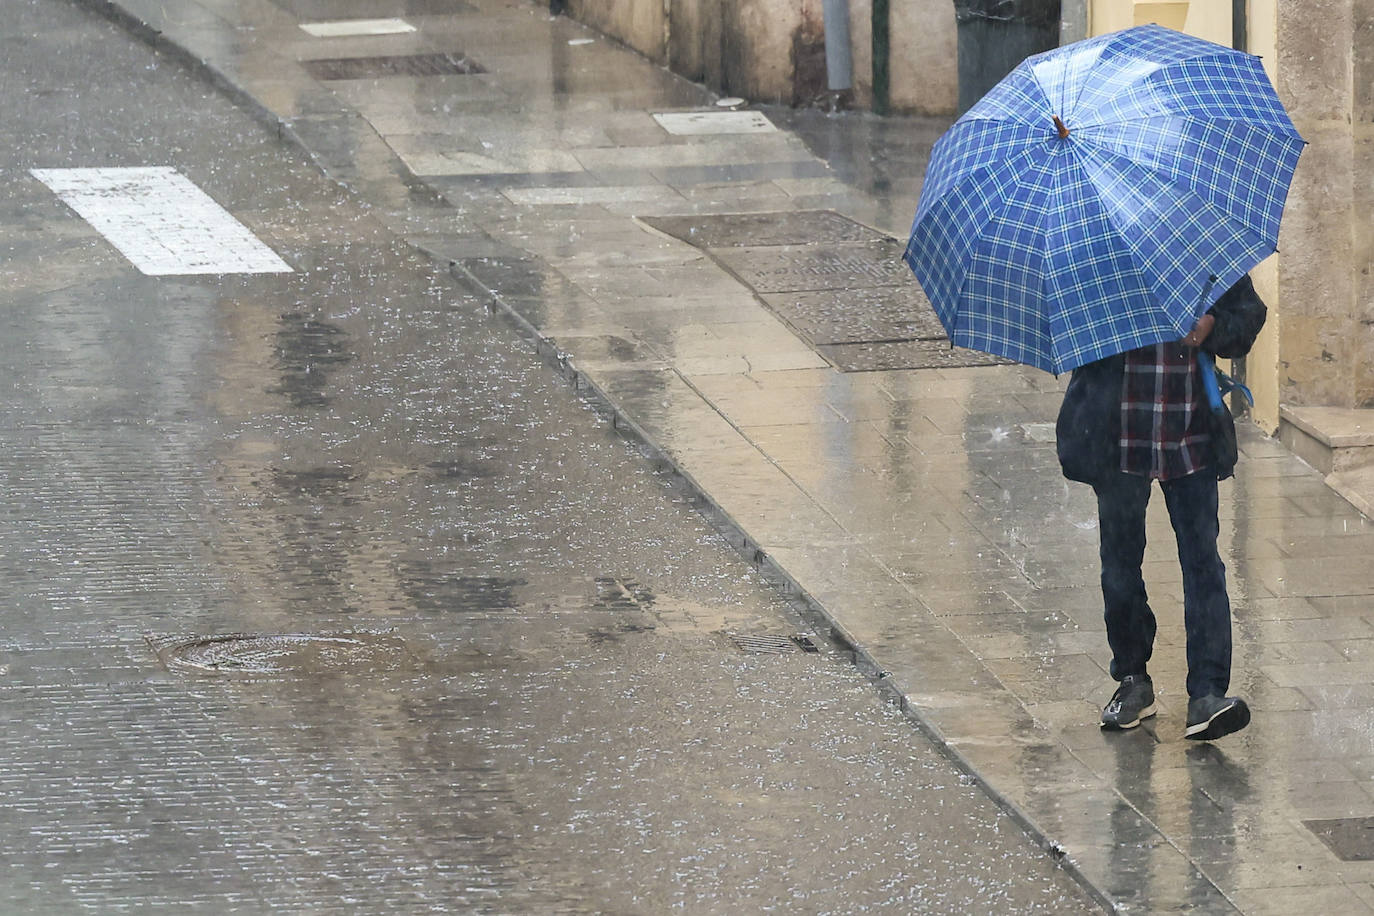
[{"x1": 1093, "y1": 469, "x2": 1231, "y2": 699}]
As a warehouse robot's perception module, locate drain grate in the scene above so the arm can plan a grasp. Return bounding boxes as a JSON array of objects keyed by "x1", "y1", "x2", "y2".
[
  {"x1": 729, "y1": 633, "x2": 820, "y2": 655},
  {"x1": 301, "y1": 52, "x2": 485, "y2": 81},
  {"x1": 641, "y1": 210, "x2": 1002, "y2": 371},
  {"x1": 148, "y1": 632, "x2": 409, "y2": 676},
  {"x1": 1304, "y1": 817, "x2": 1374, "y2": 861}
]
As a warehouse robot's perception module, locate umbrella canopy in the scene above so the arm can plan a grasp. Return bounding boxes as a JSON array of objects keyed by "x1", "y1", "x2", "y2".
[{"x1": 903, "y1": 24, "x2": 1304, "y2": 374}]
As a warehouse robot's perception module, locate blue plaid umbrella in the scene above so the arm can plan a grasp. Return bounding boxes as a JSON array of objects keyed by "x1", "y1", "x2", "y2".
[{"x1": 903, "y1": 24, "x2": 1304, "y2": 374}]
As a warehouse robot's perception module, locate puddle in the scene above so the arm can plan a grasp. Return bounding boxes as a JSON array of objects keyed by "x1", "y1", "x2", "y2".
[{"x1": 148, "y1": 632, "x2": 410, "y2": 676}]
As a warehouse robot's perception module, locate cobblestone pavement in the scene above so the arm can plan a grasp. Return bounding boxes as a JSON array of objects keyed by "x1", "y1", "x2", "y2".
[
  {"x1": 0, "y1": 0, "x2": 1102, "y2": 911},
  {"x1": 18, "y1": 0, "x2": 1374, "y2": 909}
]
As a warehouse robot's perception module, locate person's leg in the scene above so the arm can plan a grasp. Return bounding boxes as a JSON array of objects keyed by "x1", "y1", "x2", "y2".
[
  {"x1": 1094, "y1": 471, "x2": 1155, "y2": 681},
  {"x1": 1160, "y1": 471, "x2": 1231, "y2": 699}
]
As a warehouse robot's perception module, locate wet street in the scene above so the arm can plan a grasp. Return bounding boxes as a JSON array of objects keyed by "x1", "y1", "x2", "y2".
[{"x1": 0, "y1": 0, "x2": 1101, "y2": 910}]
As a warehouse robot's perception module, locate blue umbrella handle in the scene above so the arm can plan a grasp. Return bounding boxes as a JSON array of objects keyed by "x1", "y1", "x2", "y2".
[{"x1": 1197, "y1": 351, "x2": 1254, "y2": 412}]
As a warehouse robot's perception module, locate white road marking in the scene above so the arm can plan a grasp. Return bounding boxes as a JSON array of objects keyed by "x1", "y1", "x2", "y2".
[
  {"x1": 299, "y1": 18, "x2": 416, "y2": 37},
  {"x1": 30, "y1": 167, "x2": 293, "y2": 276},
  {"x1": 653, "y1": 111, "x2": 778, "y2": 135}
]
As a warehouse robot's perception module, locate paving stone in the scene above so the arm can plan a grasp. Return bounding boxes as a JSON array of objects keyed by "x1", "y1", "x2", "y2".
[{"x1": 818, "y1": 339, "x2": 1011, "y2": 371}]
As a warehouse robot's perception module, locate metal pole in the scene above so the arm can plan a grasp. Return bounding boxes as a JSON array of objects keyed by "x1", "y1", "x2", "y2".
[
  {"x1": 823, "y1": 0, "x2": 853, "y2": 90},
  {"x1": 1060, "y1": 0, "x2": 1089, "y2": 45},
  {"x1": 872, "y1": 0, "x2": 890, "y2": 114}
]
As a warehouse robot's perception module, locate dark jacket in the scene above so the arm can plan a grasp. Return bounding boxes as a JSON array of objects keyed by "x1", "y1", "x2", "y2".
[{"x1": 1056, "y1": 275, "x2": 1268, "y2": 485}]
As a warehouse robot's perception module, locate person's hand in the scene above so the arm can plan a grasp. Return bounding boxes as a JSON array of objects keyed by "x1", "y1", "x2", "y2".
[{"x1": 1181, "y1": 313, "x2": 1215, "y2": 348}]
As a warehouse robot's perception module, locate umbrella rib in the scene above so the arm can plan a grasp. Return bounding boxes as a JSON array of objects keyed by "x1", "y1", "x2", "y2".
[
  {"x1": 1071, "y1": 110, "x2": 1300, "y2": 136},
  {"x1": 943, "y1": 154, "x2": 1054, "y2": 366}
]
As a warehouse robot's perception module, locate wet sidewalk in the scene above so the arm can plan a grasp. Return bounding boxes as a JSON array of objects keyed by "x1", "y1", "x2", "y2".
[{"x1": 79, "y1": 0, "x2": 1374, "y2": 910}]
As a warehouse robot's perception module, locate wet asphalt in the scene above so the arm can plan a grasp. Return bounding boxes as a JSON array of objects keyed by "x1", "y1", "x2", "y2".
[{"x1": 0, "y1": 0, "x2": 1099, "y2": 911}]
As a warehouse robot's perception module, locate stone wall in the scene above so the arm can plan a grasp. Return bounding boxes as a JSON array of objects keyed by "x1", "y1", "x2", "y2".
[
  {"x1": 1355, "y1": 0, "x2": 1373, "y2": 407},
  {"x1": 1276, "y1": 0, "x2": 1373, "y2": 408},
  {"x1": 565, "y1": 0, "x2": 667, "y2": 60},
  {"x1": 846, "y1": 0, "x2": 960, "y2": 114},
  {"x1": 562, "y1": 0, "x2": 959, "y2": 114}
]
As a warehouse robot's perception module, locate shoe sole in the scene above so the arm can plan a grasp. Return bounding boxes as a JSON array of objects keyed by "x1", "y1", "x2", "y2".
[
  {"x1": 1185, "y1": 699, "x2": 1251, "y2": 740},
  {"x1": 1101, "y1": 703, "x2": 1157, "y2": 730}
]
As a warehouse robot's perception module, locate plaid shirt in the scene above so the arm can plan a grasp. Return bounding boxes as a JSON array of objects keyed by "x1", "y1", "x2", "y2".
[{"x1": 1120, "y1": 343, "x2": 1212, "y2": 479}]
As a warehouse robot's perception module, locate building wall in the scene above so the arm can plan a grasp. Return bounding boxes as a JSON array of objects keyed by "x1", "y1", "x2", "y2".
[
  {"x1": 563, "y1": 0, "x2": 959, "y2": 114},
  {"x1": 1274, "y1": 0, "x2": 1370, "y2": 410},
  {"x1": 1357, "y1": 1, "x2": 1374, "y2": 406},
  {"x1": 1246, "y1": 0, "x2": 1282, "y2": 429},
  {"x1": 565, "y1": 0, "x2": 667, "y2": 61},
  {"x1": 891, "y1": 0, "x2": 960, "y2": 114},
  {"x1": 1090, "y1": 0, "x2": 1230, "y2": 41}
]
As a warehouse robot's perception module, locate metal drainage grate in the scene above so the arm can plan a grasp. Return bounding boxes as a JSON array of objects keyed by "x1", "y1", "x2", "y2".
[
  {"x1": 147, "y1": 632, "x2": 409, "y2": 676},
  {"x1": 641, "y1": 210, "x2": 1006, "y2": 371},
  {"x1": 1304, "y1": 817, "x2": 1374, "y2": 861},
  {"x1": 301, "y1": 52, "x2": 485, "y2": 81},
  {"x1": 728, "y1": 633, "x2": 820, "y2": 655}
]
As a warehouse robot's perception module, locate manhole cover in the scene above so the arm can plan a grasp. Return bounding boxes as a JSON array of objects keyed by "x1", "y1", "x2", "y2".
[
  {"x1": 148, "y1": 632, "x2": 409, "y2": 676},
  {"x1": 728, "y1": 633, "x2": 820, "y2": 655},
  {"x1": 1305, "y1": 817, "x2": 1374, "y2": 861},
  {"x1": 301, "y1": 52, "x2": 485, "y2": 81}
]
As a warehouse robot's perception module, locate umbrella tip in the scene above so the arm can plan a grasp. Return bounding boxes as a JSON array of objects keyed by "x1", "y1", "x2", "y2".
[{"x1": 1052, "y1": 115, "x2": 1070, "y2": 140}]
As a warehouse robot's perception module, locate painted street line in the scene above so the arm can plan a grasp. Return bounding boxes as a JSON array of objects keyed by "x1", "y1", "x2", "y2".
[
  {"x1": 652, "y1": 111, "x2": 778, "y2": 136},
  {"x1": 30, "y1": 167, "x2": 293, "y2": 276},
  {"x1": 299, "y1": 18, "x2": 416, "y2": 37}
]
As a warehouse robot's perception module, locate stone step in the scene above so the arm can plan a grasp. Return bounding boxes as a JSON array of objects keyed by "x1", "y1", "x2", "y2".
[{"x1": 1278, "y1": 406, "x2": 1374, "y2": 518}]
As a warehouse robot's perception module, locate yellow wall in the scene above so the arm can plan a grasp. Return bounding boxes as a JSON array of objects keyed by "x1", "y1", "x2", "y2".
[
  {"x1": 1245, "y1": 0, "x2": 1281, "y2": 431},
  {"x1": 1090, "y1": 0, "x2": 1231, "y2": 42}
]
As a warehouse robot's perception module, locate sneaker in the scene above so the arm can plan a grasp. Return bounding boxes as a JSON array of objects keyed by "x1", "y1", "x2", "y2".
[
  {"x1": 1101, "y1": 675, "x2": 1156, "y2": 729},
  {"x1": 1185, "y1": 694, "x2": 1250, "y2": 741}
]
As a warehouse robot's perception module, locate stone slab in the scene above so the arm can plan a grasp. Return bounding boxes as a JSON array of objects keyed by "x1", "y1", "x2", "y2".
[
  {"x1": 641, "y1": 209, "x2": 888, "y2": 247},
  {"x1": 817, "y1": 339, "x2": 1011, "y2": 371},
  {"x1": 760, "y1": 284, "x2": 947, "y2": 345}
]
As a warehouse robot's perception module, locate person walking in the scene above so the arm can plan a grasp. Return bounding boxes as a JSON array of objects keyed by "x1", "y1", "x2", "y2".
[{"x1": 1055, "y1": 276, "x2": 1268, "y2": 741}]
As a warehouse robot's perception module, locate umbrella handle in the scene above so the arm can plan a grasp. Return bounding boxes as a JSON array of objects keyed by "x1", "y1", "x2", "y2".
[
  {"x1": 1198, "y1": 351, "x2": 1224, "y2": 412},
  {"x1": 1197, "y1": 351, "x2": 1255, "y2": 412}
]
